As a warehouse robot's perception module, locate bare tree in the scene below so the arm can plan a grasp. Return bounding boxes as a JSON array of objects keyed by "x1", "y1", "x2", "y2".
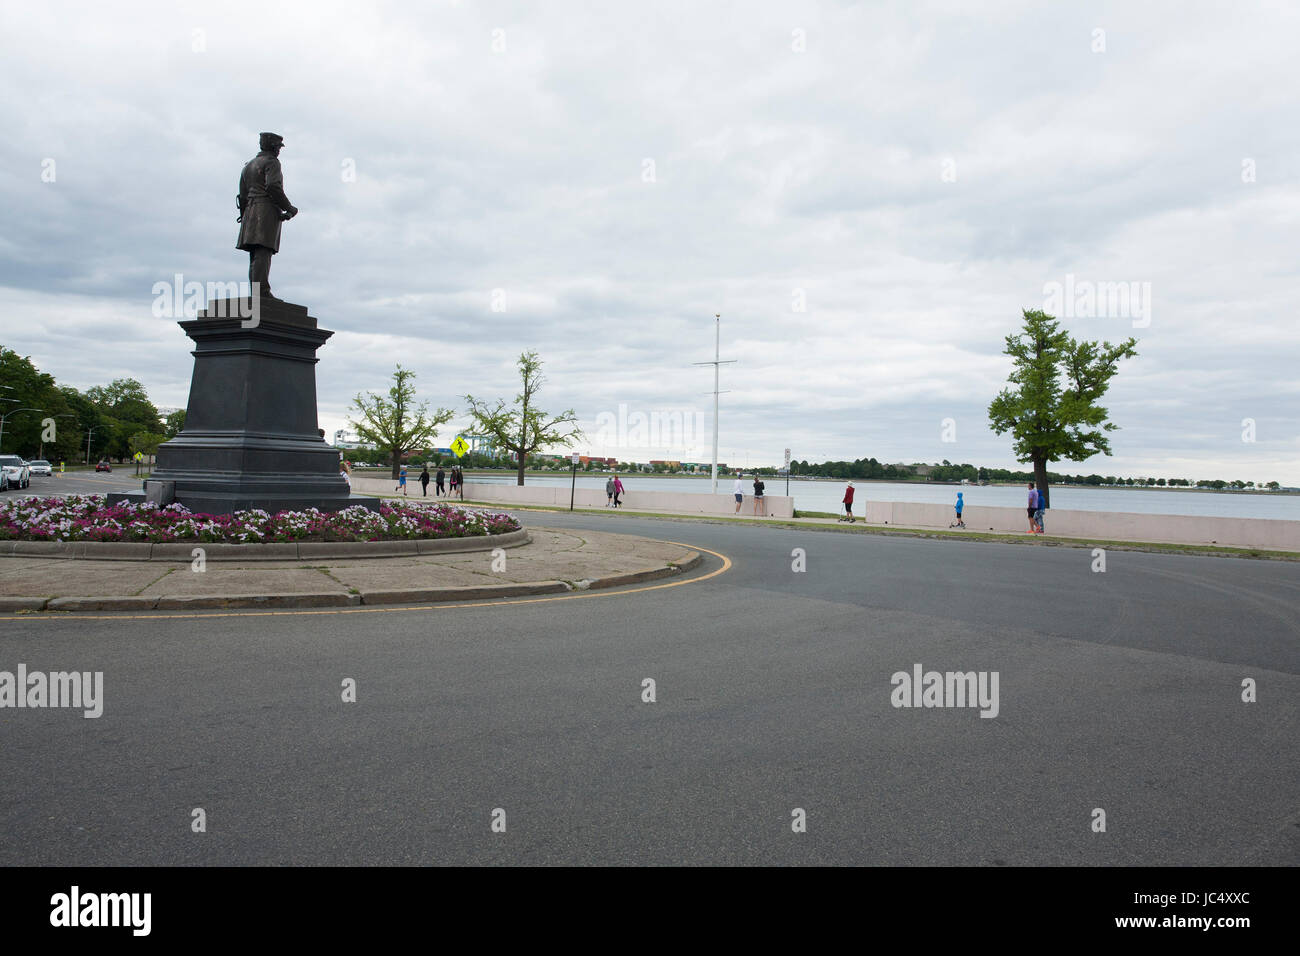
[
  {"x1": 349, "y1": 365, "x2": 454, "y2": 479},
  {"x1": 464, "y1": 351, "x2": 582, "y2": 486}
]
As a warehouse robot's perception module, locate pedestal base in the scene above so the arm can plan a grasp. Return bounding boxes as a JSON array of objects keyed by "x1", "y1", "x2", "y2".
[{"x1": 115, "y1": 295, "x2": 378, "y2": 516}]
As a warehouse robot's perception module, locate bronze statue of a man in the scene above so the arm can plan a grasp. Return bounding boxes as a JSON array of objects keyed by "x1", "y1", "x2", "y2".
[{"x1": 237, "y1": 132, "x2": 298, "y2": 298}]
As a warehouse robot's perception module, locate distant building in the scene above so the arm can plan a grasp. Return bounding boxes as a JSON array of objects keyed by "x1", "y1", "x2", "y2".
[
  {"x1": 465, "y1": 434, "x2": 497, "y2": 457},
  {"x1": 332, "y1": 429, "x2": 375, "y2": 450}
]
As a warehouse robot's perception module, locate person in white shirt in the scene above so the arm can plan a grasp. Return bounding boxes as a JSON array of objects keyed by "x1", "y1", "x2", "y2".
[
  {"x1": 340, "y1": 460, "x2": 352, "y2": 489},
  {"x1": 732, "y1": 476, "x2": 744, "y2": 513}
]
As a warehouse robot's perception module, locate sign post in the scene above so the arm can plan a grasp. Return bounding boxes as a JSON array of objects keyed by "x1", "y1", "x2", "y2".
[
  {"x1": 784, "y1": 447, "x2": 791, "y2": 496},
  {"x1": 570, "y1": 452, "x2": 580, "y2": 511},
  {"x1": 450, "y1": 436, "x2": 470, "y2": 500}
]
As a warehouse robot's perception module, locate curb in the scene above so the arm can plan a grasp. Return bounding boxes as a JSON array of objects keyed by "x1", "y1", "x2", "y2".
[
  {"x1": 0, "y1": 528, "x2": 530, "y2": 562},
  {"x1": 359, "y1": 581, "x2": 570, "y2": 605},
  {"x1": 3, "y1": 552, "x2": 708, "y2": 613},
  {"x1": 46, "y1": 596, "x2": 159, "y2": 612},
  {"x1": 155, "y1": 593, "x2": 361, "y2": 610},
  {"x1": 577, "y1": 551, "x2": 702, "y2": 589},
  {"x1": 41, "y1": 593, "x2": 362, "y2": 612},
  {"x1": 0, "y1": 597, "x2": 49, "y2": 611}
]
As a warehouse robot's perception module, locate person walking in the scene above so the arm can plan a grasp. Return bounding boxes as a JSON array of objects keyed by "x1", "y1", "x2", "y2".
[
  {"x1": 396, "y1": 463, "x2": 408, "y2": 495},
  {"x1": 951, "y1": 491, "x2": 965, "y2": 528},
  {"x1": 842, "y1": 481, "x2": 855, "y2": 522},
  {"x1": 732, "y1": 475, "x2": 744, "y2": 513},
  {"x1": 612, "y1": 474, "x2": 624, "y2": 508},
  {"x1": 435, "y1": 466, "x2": 445, "y2": 497},
  {"x1": 340, "y1": 460, "x2": 352, "y2": 489},
  {"x1": 419, "y1": 465, "x2": 430, "y2": 497},
  {"x1": 605, "y1": 476, "x2": 615, "y2": 507},
  {"x1": 454, "y1": 466, "x2": 464, "y2": 499},
  {"x1": 1034, "y1": 488, "x2": 1046, "y2": 534},
  {"x1": 1026, "y1": 482, "x2": 1038, "y2": 533},
  {"x1": 753, "y1": 473, "x2": 766, "y2": 516}
]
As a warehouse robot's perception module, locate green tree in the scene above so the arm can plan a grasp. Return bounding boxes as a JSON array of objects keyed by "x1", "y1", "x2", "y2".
[
  {"x1": 349, "y1": 365, "x2": 453, "y2": 479},
  {"x1": 85, "y1": 378, "x2": 162, "y2": 460},
  {"x1": 164, "y1": 409, "x2": 187, "y2": 438},
  {"x1": 0, "y1": 347, "x2": 59, "y2": 457},
  {"x1": 54, "y1": 387, "x2": 100, "y2": 463},
  {"x1": 464, "y1": 351, "x2": 582, "y2": 486},
  {"x1": 128, "y1": 431, "x2": 167, "y2": 468},
  {"x1": 988, "y1": 310, "x2": 1137, "y2": 507}
]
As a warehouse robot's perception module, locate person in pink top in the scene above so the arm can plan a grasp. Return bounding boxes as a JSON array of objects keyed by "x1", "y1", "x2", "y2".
[{"x1": 613, "y1": 474, "x2": 625, "y2": 508}]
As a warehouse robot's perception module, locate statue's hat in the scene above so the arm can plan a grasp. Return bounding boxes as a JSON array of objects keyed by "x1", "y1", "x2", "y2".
[{"x1": 259, "y1": 131, "x2": 285, "y2": 149}]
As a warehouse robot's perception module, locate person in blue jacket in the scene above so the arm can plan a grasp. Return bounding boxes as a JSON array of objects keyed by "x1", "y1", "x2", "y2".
[{"x1": 951, "y1": 491, "x2": 965, "y2": 528}]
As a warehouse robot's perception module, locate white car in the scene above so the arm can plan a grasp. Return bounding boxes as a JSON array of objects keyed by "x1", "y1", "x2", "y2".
[
  {"x1": 27, "y1": 459, "x2": 53, "y2": 477},
  {"x1": 0, "y1": 455, "x2": 31, "y2": 490}
]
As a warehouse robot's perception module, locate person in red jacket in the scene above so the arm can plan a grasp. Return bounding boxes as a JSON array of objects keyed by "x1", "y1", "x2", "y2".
[{"x1": 842, "y1": 481, "x2": 856, "y2": 522}]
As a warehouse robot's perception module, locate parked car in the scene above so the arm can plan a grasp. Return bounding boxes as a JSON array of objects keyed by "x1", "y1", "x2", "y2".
[
  {"x1": 27, "y1": 459, "x2": 53, "y2": 477},
  {"x1": 95, "y1": 459, "x2": 112, "y2": 472},
  {"x1": 0, "y1": 455, "x2": 31, "y2": 490}
]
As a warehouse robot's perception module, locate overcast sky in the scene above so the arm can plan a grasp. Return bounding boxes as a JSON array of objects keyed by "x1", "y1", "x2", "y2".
[{"x1": 2, "y1": 0, "x2": 1297, "y2": 482}]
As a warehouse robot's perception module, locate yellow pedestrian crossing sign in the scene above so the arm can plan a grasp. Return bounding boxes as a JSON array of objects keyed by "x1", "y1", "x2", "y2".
[
  {"x1": 133, "y1": 452, "x2": 144, "y2": 462},
  {"x1": 450, "y1": 435, "x2": 470, "y2": 458}
]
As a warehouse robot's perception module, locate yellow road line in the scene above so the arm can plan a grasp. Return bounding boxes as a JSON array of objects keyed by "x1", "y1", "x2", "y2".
[{"x1": 0, "y1": 541, "x2": 732, "y2": 623}]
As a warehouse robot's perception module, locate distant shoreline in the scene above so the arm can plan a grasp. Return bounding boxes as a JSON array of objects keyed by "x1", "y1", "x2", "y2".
[
  {"x1": 975, "y1": 482, "x2": 1295, "y2": 496},
  {"x1": 351, "y1": 466, "x2": 1295, "y2": 496}
]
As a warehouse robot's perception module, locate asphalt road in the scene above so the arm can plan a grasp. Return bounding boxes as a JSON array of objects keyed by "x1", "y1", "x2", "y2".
[
  {"x1": 0, "y1": 483, "x2": 1296, "y2": 865},
  {"x1": 1, "y1": 470, "x2": 133, "y2": 498}
]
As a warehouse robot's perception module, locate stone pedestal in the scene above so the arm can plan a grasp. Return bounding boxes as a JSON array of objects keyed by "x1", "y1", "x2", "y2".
[{"x1": 113, "y1": 296, "x2": 378, "y2": 515}]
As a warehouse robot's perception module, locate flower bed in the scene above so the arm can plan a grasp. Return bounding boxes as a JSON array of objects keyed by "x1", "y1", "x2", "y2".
[{"x1": 0, "y1": 495, "x2": 520, "y2": 544}]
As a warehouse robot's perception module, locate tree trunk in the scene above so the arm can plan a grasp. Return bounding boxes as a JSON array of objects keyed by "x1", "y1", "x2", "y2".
[
  {"x1": 390, "y1": 451, "x2": 400, "y2": 481},
  {"x1": 516, "y1": 449, "x2": 525, "y2": 486},
  {"x1": 1034, "y1": 458, "x2": 1050, "y2": 508}
]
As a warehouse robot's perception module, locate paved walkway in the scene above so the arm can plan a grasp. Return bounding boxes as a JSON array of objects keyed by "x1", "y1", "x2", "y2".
[{"x1": 0, "y1": 527, "x2": 701, "y2": 611}]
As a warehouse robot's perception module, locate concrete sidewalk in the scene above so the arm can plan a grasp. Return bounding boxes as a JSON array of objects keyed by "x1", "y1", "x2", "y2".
[{"x1": 0, "y1": 527, "x2": 702, "y2": 612}]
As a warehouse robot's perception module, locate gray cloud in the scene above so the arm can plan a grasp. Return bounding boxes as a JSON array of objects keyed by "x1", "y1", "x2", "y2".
[{"x1": 1, "y1": 0, "x2": 1297, "y2": 482}]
